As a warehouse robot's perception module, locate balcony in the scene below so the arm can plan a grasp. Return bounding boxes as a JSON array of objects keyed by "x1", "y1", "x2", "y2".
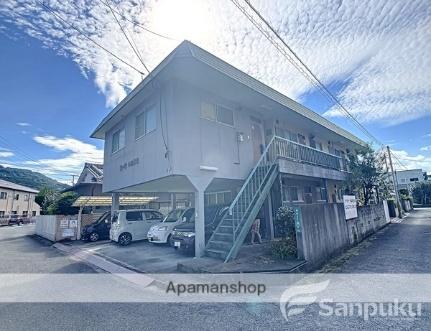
[{"x1": 269, "y1": 136, "x2": 349, "y2": 180}]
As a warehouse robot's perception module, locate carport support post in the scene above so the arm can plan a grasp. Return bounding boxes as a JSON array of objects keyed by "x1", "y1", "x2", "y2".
[
  {"x1": 111, "y1": 193, "x2": 120, "y2": 218},
  {"x1": 77, "y1": 206, "x2": 83, "y2": 240},
  {"x1": 194, "y1": 190, "x2": 205, "y2": 258}
]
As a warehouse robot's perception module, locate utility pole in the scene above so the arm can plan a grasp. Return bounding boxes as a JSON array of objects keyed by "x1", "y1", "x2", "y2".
[{"x1": 387, "y1": 146, "x2": 403, "y2": 218}]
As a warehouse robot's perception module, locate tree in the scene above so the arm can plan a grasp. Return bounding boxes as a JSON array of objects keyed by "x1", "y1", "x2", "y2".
[
  {"x1": 47, "y1": 192, "x2": 79, "y2": 215},
  {"x1": 35, "y1": 186, "x2": 59, "y2": 215},
  {"x1": 412, "y1": 183, "x2": 431, "y2": 205},
  {"x1": 344, "y1": 145, "x2": 390, "y2": 206}
]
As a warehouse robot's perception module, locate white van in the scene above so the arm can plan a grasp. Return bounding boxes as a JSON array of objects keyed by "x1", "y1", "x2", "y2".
[
  {"x1": 147, "y1": 208, "x2": 195, "y2": 246},
  {"x1": 110, "y1": 209, "x2": 164, "y2": 246}
]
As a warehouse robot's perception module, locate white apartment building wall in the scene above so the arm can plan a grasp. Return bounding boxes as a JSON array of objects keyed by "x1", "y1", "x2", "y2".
[{"x1": 0, "y1": 180, "x2": 40, "y2": 217}]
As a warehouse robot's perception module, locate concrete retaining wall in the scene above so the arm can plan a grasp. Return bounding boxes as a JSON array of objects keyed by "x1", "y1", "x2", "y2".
[{"x1": 297, "y1": 202, "x2": 390, "y2": 269}]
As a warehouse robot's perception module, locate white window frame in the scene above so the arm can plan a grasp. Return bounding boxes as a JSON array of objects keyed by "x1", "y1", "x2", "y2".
[
  {"x1": 135, "y1": 106, "x2": 157, "y2": 140},
  {"x1": 0, "y1": 192, "x2": 6, "y2": 200},
  {"x1": 200, "y1": 101, "x2": 234, "y2": 127},
  {"x1": 112, "y1": 128, "x2": 126, "y2": 154},
  {"x1": 204, "y1": 191, "x2": 232, "y2": 206}
]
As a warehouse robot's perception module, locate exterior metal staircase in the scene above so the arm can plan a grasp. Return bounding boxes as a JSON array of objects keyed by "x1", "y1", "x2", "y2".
[{"x1": 205, "y1": 136, "x2": 279, "y2": 262}]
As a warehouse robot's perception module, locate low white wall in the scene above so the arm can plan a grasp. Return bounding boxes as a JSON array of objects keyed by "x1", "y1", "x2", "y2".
[
  {"x1": 35, "y1": 215, "x2": 57, "y2": 241},
  {"x1": 35, "y1": 215, "x2": 78, "y2": 242}
]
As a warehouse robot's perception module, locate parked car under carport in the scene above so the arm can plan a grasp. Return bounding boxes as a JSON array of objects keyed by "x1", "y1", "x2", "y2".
[{"x1": 172, "y1": 206, "x2": 229, "y2": 254}]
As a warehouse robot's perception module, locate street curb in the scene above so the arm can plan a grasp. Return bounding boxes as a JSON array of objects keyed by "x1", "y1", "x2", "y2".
[{"x1": 53, "y1": 242, "x2": 158, "y2": 289}]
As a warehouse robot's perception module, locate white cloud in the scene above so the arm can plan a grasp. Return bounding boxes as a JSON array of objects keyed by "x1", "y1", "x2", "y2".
[
  {"x1": 16, "y1": 122, "x2": 30, "y2": 127},
  {"x1": 420, "y1": 146, "x2": 431, "y2": 151},
  {"x1": 22, "y1": 135, "x2": 103, "y2": 177},
  {"x1": 0, "y1": 0, "x2": 429, "y2": 125},
  {"x1": 0, "y1": 151, "x2": 14, "y2": 157},
  {"x1": 392, "y1": 150, "x2": 431, "y2": 173}
]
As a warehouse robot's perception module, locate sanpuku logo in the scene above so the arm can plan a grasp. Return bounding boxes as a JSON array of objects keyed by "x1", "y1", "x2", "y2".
[
  {"x1": 280, "y1": 279, "x2": 422, "y2": 321},
  {"x1": 279, "y1": 280, "x2": 330, "y2": 321}
]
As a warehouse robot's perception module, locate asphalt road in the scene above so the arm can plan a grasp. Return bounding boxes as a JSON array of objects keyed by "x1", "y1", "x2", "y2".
[{"x1": 0, "y1": 209, "x2": 430, "y2": 330}]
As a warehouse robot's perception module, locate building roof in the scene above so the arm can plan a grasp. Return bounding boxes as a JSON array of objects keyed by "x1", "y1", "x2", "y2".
[
  {"x1": 91, "y1": 40, "x2": 365, "y2": 147},
  {"x1": 0, "y1": 179, "x2": 39, "y2": 193},
  {"x1": 77, "y1": 163, "x2": 103, "y2": 184},
  {"x1": 62, "y1": 163, "x2": 104, "y2": 194}
]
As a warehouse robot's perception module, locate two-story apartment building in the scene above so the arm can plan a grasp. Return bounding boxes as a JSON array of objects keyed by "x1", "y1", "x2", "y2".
[
  {"x1": 0, "y1": 179, "x2": 40, "y2": 218},
  {"x1": 395, "y1": 169, "x2": 427, "y2": 191},
  {"x1": 92, "y1": 41, "x2": 365, "y2": 261}
]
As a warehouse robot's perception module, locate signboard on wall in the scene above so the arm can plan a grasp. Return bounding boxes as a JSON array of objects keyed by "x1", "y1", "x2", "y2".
[
  {"x1": 69, "y1": 219, "x2": 78, "y2": 228},
  {"x1": 343, "y1": 195, "x2": 358, "y2": 220},
  {"x1": 59, "y1": 219, "x2": 69, "y2": 228}
]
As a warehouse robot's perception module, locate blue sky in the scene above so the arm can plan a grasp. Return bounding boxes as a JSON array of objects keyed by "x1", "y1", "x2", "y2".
[{"x1": 0, "y1": 0, "x2": 430, "y2": 183}]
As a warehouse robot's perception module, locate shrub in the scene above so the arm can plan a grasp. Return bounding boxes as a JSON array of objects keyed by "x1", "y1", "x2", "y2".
[{"x1": 272, "y1": 206, "x2": 297, "y2": 260}]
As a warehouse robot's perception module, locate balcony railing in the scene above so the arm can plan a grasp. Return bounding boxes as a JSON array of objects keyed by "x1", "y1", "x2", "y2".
[{"x1": 269, "y1": 136, "x2": 347, "y2": 171}]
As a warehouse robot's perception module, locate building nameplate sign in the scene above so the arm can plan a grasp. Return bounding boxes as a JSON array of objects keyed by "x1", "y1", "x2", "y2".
[{"x1": 343, "y1": 195, "x2": 358, "y2": 220}]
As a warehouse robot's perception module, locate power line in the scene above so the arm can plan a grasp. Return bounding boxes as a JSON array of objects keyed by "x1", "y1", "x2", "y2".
[
  {"x1": 93, "y1": 0, "x2": 179, "y2": 42},
  {"x1": 230, "y1": 0, "x2": 383, "y2": 145},
  {"x1": 101, "y1": 0, "x2": 150, "y2": 74},
  {"x1": 232, "y1": 0, "x2": 412, "y2": 173},
  {"x1": 37, "y1": 1, "x2": 145, "y2": 75}
]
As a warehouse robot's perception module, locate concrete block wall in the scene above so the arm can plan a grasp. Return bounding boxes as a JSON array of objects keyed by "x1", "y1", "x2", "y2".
[
  {"x1": 347, "y1": 203, "x2": 390, "y2": 245},
  {"x1": 297, "y1": 203, "x2": 349, "y2": 267},
  {"x1": 297, "y1": 202, "x2": 390, "y2": 269}
]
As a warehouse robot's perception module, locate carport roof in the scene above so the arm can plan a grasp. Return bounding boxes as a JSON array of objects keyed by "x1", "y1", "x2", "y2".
[{"x1": 72, "y1": 196, "x2": 158, "y2": 207}]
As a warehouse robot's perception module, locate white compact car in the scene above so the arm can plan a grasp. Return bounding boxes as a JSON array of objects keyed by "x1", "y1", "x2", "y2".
[
  {"x1": 147, "y1": 208, "x2": 195, "y2": 246},
  {"x1": 110, "y1": 209, "x2": 164, "y2": 246}
]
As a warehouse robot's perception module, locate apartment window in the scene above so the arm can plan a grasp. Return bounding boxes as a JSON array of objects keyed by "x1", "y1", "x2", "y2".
[
  {"x1": 112, "y1": 128, "x2": 126, "y2": 153},
  {"x1": 15, "y1": 194, "x2": 19, "y2": 200},
  {"x1": 24, "y1": 194, "x2": 29, "y2": 201},
  {"x1": 217, "y1": 105, "x2": 234, "y2": 126},
  {"x1": 401, "y1": 179, "x2": 406, "y2": 183},
  {"x1": 135, "y1": 107, "x2": 157, "y2": 139},
  {"x1": 410, "y1": 178, "x2": 419, "y2": 182},
  {"x1": 317, "y1": 142, "x2": 323, "y2": 151},
  {"x1": 22, "y1": 211, "x2": 28, "y2": 217},
  {"x1": 304, "y1": 186, "x2": 313, "y2": 204},
  {"x1": 0, "y1": 192, "x2": 6, "y2": 200},
  {"x1": 201, "y1": 102, "x2": 217, "y2": 121},
  {"x1": 205, "y1": 191, "x2": 232, "y2": 206},
  {"x1": 201, "y1": 102, "x2": 234, "y2": 126},
  {"x1": 309, "y1": 136, "x2": 316, "y2": 149},
  {"x1": 287, "y1": 186, "x2": 300, "y2": 202},
  {"x1": 0, "y1": 211, "x2": 4, "y2": 217},
  {"x1": 297, "y1": 134, "x2": 306, "y2": 145},
  {"x1": 32, "y1": 211, "x2": 36, "y2": 216},
  {"x1": 316, "y1": 187, "x2": 327, "y2": 201}
]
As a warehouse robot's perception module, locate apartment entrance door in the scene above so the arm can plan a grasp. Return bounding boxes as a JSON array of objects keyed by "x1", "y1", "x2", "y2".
[{"x1": 251, "y1": 118, "x2": 264, "y2": 163}]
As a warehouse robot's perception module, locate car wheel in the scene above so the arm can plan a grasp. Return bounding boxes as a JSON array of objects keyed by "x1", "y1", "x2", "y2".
[
  {"x1": 118, "y1": 233, "x2": 132, "y2": 246},
  {"x1": 89, "y1": 232, "x2": 99, "y2": 242},
  {"x1": 167, "y1": 234, "x2": 174, "y2": 247}
]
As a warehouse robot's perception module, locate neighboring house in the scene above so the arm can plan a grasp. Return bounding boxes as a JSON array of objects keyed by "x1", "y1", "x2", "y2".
[
  {"x1": 0, "y1": 179, "x2": 40, "y2": 217},
  {"x1": 91, "y1": 41, "x2": 365, "y2": 260},
  {"x1": 63, "y1": 163, "x2": 105, "y2": 196},
  {"x1": 395, "y1": 169, "x2": 427, "y2": 191}
]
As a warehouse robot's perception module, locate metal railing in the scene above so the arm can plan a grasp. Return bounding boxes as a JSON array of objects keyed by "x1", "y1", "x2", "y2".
[
  {"x1": 270, "y1": 136, "x2": 345, "y2": 171},
  {"x1": 228, "y1": 136, "x2": 277, "y2": 239},
  {"x1": 207, "y1": 135, "x2": 349, "y2": 261}
]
